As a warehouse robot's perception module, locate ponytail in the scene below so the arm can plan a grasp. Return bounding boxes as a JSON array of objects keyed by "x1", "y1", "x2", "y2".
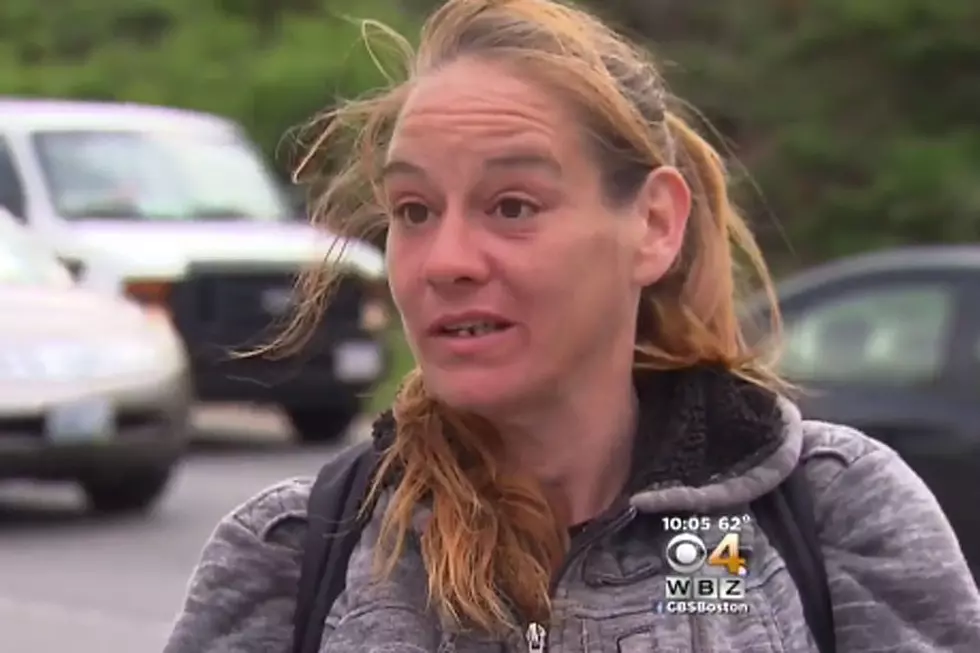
[
  {"x1": 366, "y1": 370, "x2": 567, "y2": 634},
  {"x1": 633, "y1": 112, "x2": 782, "y2": 389}
]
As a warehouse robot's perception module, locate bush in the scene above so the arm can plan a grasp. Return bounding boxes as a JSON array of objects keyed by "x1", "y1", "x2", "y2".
[
  {"x1": 8, "y1": 0, "x2": 978, "y2": 269},
  {"x1": 586, "y1": 0, "x2": 980, "y2": 269},
  {"x1": 0, "y1": 0, "x2": 415, "y2": 178}
]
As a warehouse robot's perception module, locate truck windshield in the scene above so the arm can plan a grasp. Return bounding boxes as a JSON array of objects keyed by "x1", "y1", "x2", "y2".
[{"x1": 32, "y1": 130, "x2": 291, "y2": 222}]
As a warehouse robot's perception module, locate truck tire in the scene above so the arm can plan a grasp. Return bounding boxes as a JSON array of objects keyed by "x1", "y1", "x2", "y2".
[
  {"x1": 82, "y1": 465, "x2": 174, "y2": 515},
  {"x1": 286, "y1": 401, "x2": 360, "y2": 444}
]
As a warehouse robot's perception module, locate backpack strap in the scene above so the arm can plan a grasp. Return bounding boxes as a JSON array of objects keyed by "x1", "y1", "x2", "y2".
[
  {"x1": 751, "y1": 466, "x2": 837, "y2": 653},
  {"x1": 291, "y1": 439, "x2": 382, "y2": 653}
]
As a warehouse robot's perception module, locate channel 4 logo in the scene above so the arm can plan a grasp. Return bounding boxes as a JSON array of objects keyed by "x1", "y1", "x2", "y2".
[{"x1": 663, "y1": 531, "x2": 747, "y2": 601}]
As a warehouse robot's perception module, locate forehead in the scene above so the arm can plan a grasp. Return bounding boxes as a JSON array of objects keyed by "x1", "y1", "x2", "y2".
[{"x1": 388, "y1": 58, "x2": 580, "y2": 161}]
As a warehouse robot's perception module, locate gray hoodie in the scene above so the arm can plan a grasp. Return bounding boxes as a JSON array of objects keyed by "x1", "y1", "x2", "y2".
[{"x1": 163, "y1": 369, "x2": 980, "y2": 652}]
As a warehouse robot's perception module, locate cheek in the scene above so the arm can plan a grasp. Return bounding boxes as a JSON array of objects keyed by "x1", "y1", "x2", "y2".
[
  {"x1": 531, "y1": 227, "x2": 631, "y2": 320},
  {"x1": 514, "y1": 238, "x2": 594, "y2": 325}
]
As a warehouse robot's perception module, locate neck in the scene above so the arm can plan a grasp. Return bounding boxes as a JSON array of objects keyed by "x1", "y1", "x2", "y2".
[{"x1": 493, "y1": 369, "x2": 638, "y2": 527}]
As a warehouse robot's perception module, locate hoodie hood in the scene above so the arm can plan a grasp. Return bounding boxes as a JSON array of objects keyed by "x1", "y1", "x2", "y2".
[
  {"x1": 369, "y1": 366, "x2": 802, "y2": 517},
  {"x1": 625, "y1": 367, "x2": 802, "y2": 514}
]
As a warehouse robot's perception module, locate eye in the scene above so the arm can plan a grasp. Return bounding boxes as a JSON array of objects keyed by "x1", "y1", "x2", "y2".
[
  {"x1": 393, "y1": 201, "x2": 431, "y2": 225},
  {"x1": 492, "y1": 197, "x2": 538, "y2": 220}
]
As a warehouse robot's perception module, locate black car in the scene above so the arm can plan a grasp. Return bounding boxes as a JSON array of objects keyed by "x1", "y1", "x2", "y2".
[{"x1": 745, "y1": 245, "x2": 980, "y2": 575}]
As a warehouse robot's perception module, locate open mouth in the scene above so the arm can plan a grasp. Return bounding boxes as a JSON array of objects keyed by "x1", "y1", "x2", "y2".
[{"x1": 437, "y1": 321, "x2": 514, "y2": 338}]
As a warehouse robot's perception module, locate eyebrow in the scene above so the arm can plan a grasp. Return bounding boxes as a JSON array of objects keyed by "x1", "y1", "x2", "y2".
[
  {"x1": 381, "y1": 152, "x2": 563, "y2": 181},
  {"x1": 483, "y1": 153, "x2": 562, "y2": 176}
]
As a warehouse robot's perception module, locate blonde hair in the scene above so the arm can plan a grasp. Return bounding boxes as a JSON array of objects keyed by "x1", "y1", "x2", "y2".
[{"x1": 281, "y1": 0, "x2": 784, "y2": 636}]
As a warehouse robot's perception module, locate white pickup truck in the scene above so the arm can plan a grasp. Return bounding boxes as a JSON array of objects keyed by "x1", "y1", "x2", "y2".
[{"x1": 0, "y1": 98, "x2": 390, "y2": 443}]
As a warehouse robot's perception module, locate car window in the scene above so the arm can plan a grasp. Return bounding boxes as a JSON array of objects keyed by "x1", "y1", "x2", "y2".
[
  {"x1": 0, "y1": 138, "x2": 26, "y2": 219},
  {"x1": 779, "y1": 284, "x2": 954, "y2": 385},
  {"x1": 31, "y1": 129, "x2": 290, "y2": 222}
]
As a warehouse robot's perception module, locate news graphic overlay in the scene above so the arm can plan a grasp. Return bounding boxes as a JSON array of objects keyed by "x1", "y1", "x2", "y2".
[{"x1": 655, "y1": 515, "x2": 751, "y2": 615}]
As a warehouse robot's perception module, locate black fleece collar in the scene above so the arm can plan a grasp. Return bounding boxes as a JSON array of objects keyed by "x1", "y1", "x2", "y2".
[{"x1": 369, "y1": 366, "x2": 785, "y2": 492}]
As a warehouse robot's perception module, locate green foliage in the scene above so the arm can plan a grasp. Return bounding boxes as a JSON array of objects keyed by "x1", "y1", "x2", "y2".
[
  {"x1": 366, "y1": 325, "x2": 415, "y2": 414},
  {"x1": 584, "y1": 0, "x2": 980, "y2": 268},
  {"x1": 0, "y1": 0, "x2": 416, "y2": 178},
  {"x1": 4, "y1": 0, "x2": 977, "y2": 268}
]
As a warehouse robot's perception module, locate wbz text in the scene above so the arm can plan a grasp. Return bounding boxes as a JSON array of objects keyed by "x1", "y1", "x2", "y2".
[{"x1": 659, "y1": 531, "x2": 751, "y2": 615}]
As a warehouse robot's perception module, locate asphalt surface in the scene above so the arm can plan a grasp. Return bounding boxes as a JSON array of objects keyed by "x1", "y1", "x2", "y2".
[{"x1": 0, "y1": 405, "x2": 368, "y2": 653}]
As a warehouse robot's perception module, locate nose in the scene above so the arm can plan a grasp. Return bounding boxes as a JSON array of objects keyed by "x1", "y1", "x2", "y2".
[{"x1": 421, "y1": 208, "x2": 490, "y2": 289}]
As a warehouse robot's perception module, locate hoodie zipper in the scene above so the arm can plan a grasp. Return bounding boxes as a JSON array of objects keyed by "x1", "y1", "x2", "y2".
[
  {"x1": 524, "y1": 622, "x2": 547, "y2": 653},
  {"x1": 522, "y1": 504, "x2": 638, "y2": 652}
]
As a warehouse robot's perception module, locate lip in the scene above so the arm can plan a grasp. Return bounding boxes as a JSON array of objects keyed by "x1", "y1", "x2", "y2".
[
  {"x1": 423, "y1": 310, "x2": 519, "y2": 360},
  {"x1": 426, "y1": 310, "x2": 515, "y2": 335}
]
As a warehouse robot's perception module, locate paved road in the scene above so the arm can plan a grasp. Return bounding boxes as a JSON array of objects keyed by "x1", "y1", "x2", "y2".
[{"x1": 0, "y1": 405, "x2": 369, "y2": 653}]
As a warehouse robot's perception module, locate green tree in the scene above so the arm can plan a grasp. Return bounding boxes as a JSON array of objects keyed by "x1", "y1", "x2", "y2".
[
  {"x1": 8, "y1": 0, "x2": 978, "y2": 268},
  {"x1": 584, "y1": 0, "x2": 980, "y2": 268},
  {"x1": 0, "y1": 0, "x2": 415, "y2": 177}
]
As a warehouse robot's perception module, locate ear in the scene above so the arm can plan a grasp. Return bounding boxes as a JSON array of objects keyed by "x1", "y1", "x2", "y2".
[{"x1": 631, "y1": 166, "x2": 690, "y2": 287}]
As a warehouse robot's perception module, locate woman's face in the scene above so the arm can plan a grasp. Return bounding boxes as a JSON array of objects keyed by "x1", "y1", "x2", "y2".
[{"x1": 384, "y1": 57, "x2": 688, "y2": 414}]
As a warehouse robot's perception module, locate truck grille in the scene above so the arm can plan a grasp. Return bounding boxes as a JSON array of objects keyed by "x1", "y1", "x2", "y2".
[{"x1": 169, "y1": 265, "x2": 365, "y2": 359}]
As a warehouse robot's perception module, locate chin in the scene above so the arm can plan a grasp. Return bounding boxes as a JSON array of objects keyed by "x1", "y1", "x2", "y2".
[{"x1": 422, "y1": 366, "x2": 533, "y2": 417}]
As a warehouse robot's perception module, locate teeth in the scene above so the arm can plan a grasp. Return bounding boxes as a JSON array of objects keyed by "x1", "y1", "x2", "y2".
[{"x1": 446, "y1": 322, "x2": 501, "y2": 337}]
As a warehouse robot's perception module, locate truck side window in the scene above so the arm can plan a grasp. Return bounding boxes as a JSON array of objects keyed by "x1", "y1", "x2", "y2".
[{"x1": 0, "y1": 138, "x2": 26, "y2": 219}]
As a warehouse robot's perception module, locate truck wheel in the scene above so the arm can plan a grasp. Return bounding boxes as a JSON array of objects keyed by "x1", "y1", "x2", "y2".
[
  {"x1": 286, "y1": 402, "x2": 360, "y2": 444},
  {"x1": 82, "y1": 465, "x2": 174, "y2": 515}
]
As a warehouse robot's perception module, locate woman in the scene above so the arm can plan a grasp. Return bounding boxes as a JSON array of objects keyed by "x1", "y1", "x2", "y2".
[{"x1": 164, "y1": 0, "x2": 980, "y2": 651}]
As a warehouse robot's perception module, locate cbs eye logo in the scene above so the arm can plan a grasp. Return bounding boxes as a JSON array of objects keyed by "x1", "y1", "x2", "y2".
[
  {"x1": 664, "y1": 532, "x2": 747, "y2": 576},
  {"x1": 664, "y1": 532, "x2": 709, "y2": 573}
]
